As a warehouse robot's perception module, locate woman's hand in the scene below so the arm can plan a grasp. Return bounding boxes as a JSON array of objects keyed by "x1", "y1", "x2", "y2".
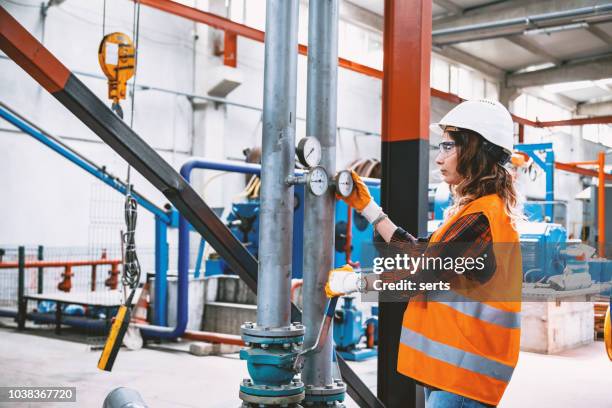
[
  {"x1": 325, "y1": 264, "x2": 361, "y2": 298},
  {"x1": 337, "y1": 171, "x2": 373, "y2": 211},
  {"x1": 338, "y1": 171, "x2": 385, "y2": 225}
]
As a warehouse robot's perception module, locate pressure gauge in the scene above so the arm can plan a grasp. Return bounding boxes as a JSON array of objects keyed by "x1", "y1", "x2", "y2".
[
  {"x1": 307, "y1": 166, "x2": 329, "y2": 196},
  {"x1": 297, "y1": 137, "x2": 322, "y2": 168},
  {"x1": 334, "y1": 170, "x2": 354, "y2": 198}
]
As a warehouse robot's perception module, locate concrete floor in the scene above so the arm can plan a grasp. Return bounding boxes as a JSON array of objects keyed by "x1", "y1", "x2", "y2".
[{"x1": 0, "y1": 321, "x2": 611, "y2": 407}]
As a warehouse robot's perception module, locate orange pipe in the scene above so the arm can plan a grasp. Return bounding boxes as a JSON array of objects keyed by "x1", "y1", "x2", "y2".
[
  {"x1": 598, "y1": 151, "x2": 606, "y2": 258},
  {"x1": 0, "y1": 259, "x2": 121, "y2": 269},
  {"x1": 555, "y1": 162, "x2": 612, "y2": 181},
  {"x1": 223, "y1": 31, "x2": 237, "y2": 68},
  {"x1": 537, "y1": 116, "x2": 612, "y2": 127},
  {"x1": 183, "y1": 330, "x2": 245, "y2": 346},
  {"x1": 565, "y1": 160, "x2": 598, "y2": 166}
]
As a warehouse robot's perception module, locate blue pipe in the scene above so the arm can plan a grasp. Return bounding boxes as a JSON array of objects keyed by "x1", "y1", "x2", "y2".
[
  {"x1": 171, "y1": 159, "x2": 380, "y2": 339},
  {"x1": 515, "y1": 143, "x2": 555, "y2": 220},
  {"x1": 0, "y1": 308, "x2": 109, "y2": 331},
  {"x1": 0, "y1": 106, "x2": 172, "y2": 224},
  {"x1": 141, "y1": 159, "x2": 264, "y2": 338}
]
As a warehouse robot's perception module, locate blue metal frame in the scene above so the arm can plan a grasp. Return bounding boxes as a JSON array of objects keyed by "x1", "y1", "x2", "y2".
[{"x1": 515, "y1": 143, "x2": 555, "y2": 220}]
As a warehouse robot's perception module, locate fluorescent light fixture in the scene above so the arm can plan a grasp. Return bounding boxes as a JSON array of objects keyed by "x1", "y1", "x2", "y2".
[{"x1": 524, "y1": 22, "x2": 589, "y2": 36}]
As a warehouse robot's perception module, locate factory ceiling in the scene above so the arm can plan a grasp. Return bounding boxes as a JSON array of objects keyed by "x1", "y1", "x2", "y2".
[{"x1": 346, "y1": 0, "x2": 612, "y2": 109}]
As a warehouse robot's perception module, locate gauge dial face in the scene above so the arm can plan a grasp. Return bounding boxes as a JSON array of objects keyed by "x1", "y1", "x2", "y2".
[
  {"x1": 307, "y1": 166, "x2": 329, "y2": 196},
  {"x1": 335, "y1": 170, "x2": 354, "y2": 198},
  {"x1": 297, "y1": 137, "x2": 322, "y2": 168}
]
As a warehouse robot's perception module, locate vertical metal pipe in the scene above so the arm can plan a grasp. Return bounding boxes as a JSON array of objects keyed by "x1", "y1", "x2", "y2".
[
  {"x1": 37, "y1": 245, "x2": 43, "y2": 294},
  {"x1": 17, "y1": 246, "x2": 25, "y2": 330},
  {"x1": 303, "y1": 0, "x2": 339, "y2": 387},
  {"x1": 256, "y1": 0, "x2": 299, "y2": 329}
]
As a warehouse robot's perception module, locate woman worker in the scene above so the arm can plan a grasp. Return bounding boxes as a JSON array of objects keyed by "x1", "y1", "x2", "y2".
[{"x1": 326, "y1": 99, "x2": 523, "y2": 407}]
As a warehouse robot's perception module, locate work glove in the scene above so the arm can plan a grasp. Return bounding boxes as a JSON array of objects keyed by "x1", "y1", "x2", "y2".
[
  {"x1": 337, "y1": 171, "x2": 384, "y2": 224},
  {"x1": 325, "y1": 264, "x2": 362, "y2": 298}
]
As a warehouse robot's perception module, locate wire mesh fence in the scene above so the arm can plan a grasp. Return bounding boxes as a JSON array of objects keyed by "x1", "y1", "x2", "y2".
[{"x1": 0, "y1": 245, "x2": 158, "y2": 310}]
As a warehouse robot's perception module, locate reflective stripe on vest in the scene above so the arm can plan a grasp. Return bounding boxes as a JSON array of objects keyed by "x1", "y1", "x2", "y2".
[
  {"x1": 400, "y1": 326, "x2": 515, "y2": 383},
  {"x1": 427, "y1": 290, "x2": 521, "y2": 329}
]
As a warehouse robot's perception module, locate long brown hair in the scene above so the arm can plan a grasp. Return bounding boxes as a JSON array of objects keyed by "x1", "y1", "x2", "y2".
[{"x1": 444, "y1": 128, "x2": 524, "y2": 226}]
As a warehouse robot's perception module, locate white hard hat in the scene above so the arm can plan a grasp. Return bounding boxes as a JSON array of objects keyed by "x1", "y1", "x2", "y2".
[{"x1": 430, "y1": 99, "x2": 514, "y2": 155}]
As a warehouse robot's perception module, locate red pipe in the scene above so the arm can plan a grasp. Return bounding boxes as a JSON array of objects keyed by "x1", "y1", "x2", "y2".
[
  {"x1": 345, "y1": 205, "x2": 353, "y2": 263},
  {"x1": 290, "y1": 279, "x2": 303, "y2": 304},
  {"x1": 183, "y1": 330, "x2": 245, "y2": 346}
]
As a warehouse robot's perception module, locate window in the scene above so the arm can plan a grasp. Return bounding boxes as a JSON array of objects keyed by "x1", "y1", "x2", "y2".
[
  {"x1": 244, "y1": 0, "x2": 266, "y2": 30},
  {"x1": 583, "y1": 125, "x2": 612, "y2": 147},
  {"x1": 431, "y1": 57, "x2": 450, "y2": 92}
]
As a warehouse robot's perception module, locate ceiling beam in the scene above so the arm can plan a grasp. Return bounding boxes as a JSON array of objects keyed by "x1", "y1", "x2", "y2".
[
  {"x1": 521, "y1": 86, "x2": 578, "y2": 111},
  {"x1": 432, "y1": 0, "x2": 611, "y2": 45},
  {"x1": 577, "y1": 99, "x2": 612, "y2": 115},
  {"x1": 506, "y1": 36, "x2": 561, "y2": 65},
  {"x1": 434, "y1": 46, "x2": 505, "y2": 80},
  {"x1": 341, "y1": 1, "x2": 383, "y2": 32},
  {"x1": 507, "y1": 53, "x2": 612, "y2": 88},
  {"x1": 587, "y1": 24, "x2": 612, "y2": 45},
  {"x1": 434, "y1": 0, "x2": 463, "y2": 15},
  {"x1": 434, "y1": 0, "x2": 603, "y2": 30}
]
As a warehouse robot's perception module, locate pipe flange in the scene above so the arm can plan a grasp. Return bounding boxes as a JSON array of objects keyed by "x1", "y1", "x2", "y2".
[
  {"x1": 241, "y1": 322, "x2": 305, "y2": 339},
  {"x1": 240, "y1": 378, "x2": 305, "y2": 405},
  {"x1": 239, "y1": 390, "x2": 305, "y2": 406},
  {"x1": 303, "y1": 380, "x2": 346, "y2": 403}
]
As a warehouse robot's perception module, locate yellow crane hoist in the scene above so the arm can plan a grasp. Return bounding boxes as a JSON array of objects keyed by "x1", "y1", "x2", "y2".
[{"x1": 98, "y1": 32, "x2": 135, "y2": 118}]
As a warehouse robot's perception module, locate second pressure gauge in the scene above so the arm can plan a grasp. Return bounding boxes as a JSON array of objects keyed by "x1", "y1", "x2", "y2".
[
  {"x1": 297, "y1": 137, "x2": 322, "y2": 168},
  {"x1": 307, "y1": 166, "x2": 329, "y2": 196},
  {"x1": 335, "y1": 170, "x2": 354, "y2": 198}
]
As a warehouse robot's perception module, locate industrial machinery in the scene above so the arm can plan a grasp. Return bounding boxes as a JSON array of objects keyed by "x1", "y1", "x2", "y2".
[{"x1": 333, "y1": 297, "x2": 377, "y2": 361}]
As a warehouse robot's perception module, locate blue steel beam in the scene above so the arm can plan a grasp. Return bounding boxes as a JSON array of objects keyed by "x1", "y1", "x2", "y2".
[{"x1": 515, "y1": 143, "x2": 555, "y2": 220}]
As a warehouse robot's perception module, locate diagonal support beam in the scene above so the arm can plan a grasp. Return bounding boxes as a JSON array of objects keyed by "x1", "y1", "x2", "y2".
[
  {"x1": 507, "y1": 53, "x2": 612, "y2": 88},
  {"x1": 506, "y1": 36, "x2": 560, "y2": 64},
  {"x1": 0, "y1": 7, "x2": 383, "y2": 408},
  {"x1": 587, "y1": 24, "x2": 612, "y2": 45},
  {"x1": 434, "y1": 0, "x2": 463, "y2": 15}
]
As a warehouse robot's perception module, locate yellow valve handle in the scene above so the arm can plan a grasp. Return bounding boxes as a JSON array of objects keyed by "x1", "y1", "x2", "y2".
[
  {"x1": 605, "y1": 305, "x2": 612, "y2": 362},
  {"x1": 98, "y1": 32, "x2": 135, "y2": 105}
]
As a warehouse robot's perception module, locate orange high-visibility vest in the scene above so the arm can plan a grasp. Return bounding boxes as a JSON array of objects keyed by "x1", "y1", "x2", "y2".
[{"x1": 397, "y1": 194, "x2": 522, "y2": 406}]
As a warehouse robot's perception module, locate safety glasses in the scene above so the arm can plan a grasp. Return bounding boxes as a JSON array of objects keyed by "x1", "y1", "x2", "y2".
[{"x1": 436, "y1": 141, "x2": 457, "y2": 157}]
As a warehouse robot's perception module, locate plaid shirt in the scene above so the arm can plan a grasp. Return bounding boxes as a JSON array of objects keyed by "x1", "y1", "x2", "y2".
[{"x1": 381, "y1": 212, "x2": 495, "y2": 286}]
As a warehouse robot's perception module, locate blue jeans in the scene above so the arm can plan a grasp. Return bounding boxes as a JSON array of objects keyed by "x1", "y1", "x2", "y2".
[{"x1": 424, "y1": 387, "x2": 493, "y2": 408}]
